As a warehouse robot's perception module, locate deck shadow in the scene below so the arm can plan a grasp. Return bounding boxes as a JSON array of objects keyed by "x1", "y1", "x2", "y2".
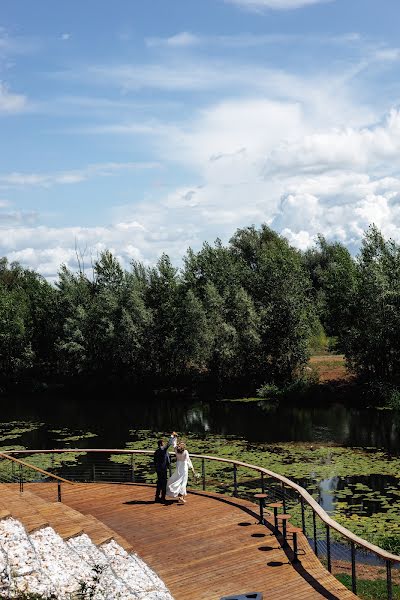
[
  {"x1": 123, "y1": 500, "x2": 155, "y2": 505},
  {"x1": 284, "y1": 547, "x2": 348, "y2": 600},
  {"x1": 190, "y1": 488, "x2": 352, "y2": 600}
]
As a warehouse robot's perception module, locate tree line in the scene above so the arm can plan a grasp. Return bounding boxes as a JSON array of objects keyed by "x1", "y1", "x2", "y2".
[{"x1": 1, "y1": 224, "x2": 399, "y2": 398}]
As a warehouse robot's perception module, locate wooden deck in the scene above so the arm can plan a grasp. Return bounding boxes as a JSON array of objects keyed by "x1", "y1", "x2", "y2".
[{"x1": 20, "y1": 482, "x2": 358, "y2": 600}]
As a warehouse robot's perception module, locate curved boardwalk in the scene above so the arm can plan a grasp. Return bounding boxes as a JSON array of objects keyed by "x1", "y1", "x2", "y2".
[{"x1": 25, "y1": 482, "x2": 358, "y2": 600}]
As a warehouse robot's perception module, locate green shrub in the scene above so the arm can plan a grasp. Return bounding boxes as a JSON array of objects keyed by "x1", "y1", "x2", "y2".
[
  {"x1": 336, "y1": 573, "x2": 399, "y2": 600},
  {"x1": 256, "y1": 383, "x2": 280, "y2": 399},
  {"x1": 365, "y1": 381, "x2": 400, "y2": 409},
  {"x1": 377, "y1": 533, "x2": 400, "y2": 555},
  {"x1": 256, "y1": 367, "x2": 319, "y2": 400},
  {"x1": 308, "y1": 321, "x2": 329, "y2": 354},
  {"x1": 388, "y1": 388, "x2": 400, "y2": 410}
]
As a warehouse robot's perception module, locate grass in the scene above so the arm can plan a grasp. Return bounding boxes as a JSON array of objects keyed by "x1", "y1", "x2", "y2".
[
  {"x1": 336, "y1": 573, "x2": 399, "y2": 600},
  {"x1": 309, "y1": 354, "x2": 350, "y2": 383},
  {"x1": 218, "y1": 397, "x2": 265, "y2": 403}
]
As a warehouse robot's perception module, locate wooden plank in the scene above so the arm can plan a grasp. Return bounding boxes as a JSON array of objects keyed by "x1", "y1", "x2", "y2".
[
  {"x1": 4, "y1": 448, "x2": 398, "y2": 562},
  {"x1": 0, "y1": 490, "x2": 50, "y2": 533},
  {"x1": 24, "y1": 482, "x2": 359, "y2": 600}
]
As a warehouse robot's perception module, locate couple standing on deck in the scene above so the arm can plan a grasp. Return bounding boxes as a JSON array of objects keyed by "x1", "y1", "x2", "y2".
[{"x1": 154, "y1": 432, "x2": 196, "y2": 504}]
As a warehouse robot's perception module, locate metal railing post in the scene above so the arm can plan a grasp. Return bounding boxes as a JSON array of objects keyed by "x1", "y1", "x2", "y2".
[
  {"x1": 386, "y1": 560, "x2": 393, "y2": 600},
  {"x1": 233, "y1": 464, "x2": 238, "y2": 497},
  {"x1": 92, "y1": 464, "x2": 96, "y2": 482},
  {"x1": 292, "y1": 530, "x2": 300, "y2": 564},
  {"x1": 312, "y1": 509, "x2": 318, "y2": 556},
  {"x1": 301, "y1": 496, "x2": 306, "y2": 535},
  {"x1": 281, "y1": 481, "x2": 286, "y2": 513},
  {"x1": 130, "y1": 454, "x2": 135, "y2": 483},
  {"x1": 19, "y1": 464, "x2": 23, "y2": 493},
  {"x1": 261, "y1": 472, "x2": 265, "y2": 494},
  {"x1": 351, "y1": 542, "x2": 357, "y2": 595},
  {"x1": 201, "y1": 458, "x2": 206, "y2": 491},
  {"x1": 57, "y1": 481, "x2": 62, "y2": 502},
  {"x1": 326, "y1": 524, "x2": 331, "y2": 572}
]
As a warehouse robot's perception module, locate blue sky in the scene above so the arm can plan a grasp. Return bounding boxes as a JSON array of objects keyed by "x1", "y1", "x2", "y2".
[{"x1": 2, "y1": 0, "x2": 400, "y2": 277}]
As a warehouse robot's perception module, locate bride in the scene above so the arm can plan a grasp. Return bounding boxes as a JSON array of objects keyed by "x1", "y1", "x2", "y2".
[{"x1": 166, "y1": 435, "x2": 195, "y2": 504}]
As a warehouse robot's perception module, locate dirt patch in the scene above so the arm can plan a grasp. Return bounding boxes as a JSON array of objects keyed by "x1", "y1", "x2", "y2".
[{"x1": 309, "y1": 355, "x2": 353, "y2": 383}]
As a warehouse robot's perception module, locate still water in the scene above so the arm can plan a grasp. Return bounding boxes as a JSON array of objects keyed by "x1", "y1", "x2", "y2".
[{"x1": 2, "y1": 394, "x2": 400, "y2": 451}]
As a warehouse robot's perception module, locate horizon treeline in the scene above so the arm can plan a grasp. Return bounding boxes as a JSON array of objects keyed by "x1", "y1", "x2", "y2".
[{"x1": 1, "y1": 224, "x2": 400, "y2": 397}]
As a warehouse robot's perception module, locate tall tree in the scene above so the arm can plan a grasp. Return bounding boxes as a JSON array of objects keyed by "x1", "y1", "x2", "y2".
[
  {"x1": 303, "y1": 236, "x2": 357, "y2": 342},
  {"x1": 230, "y1": 225, "x2": 313, "y2": 383},
  {"x1": 345, "y1": 226, "x2": 400, "y2": 382}
]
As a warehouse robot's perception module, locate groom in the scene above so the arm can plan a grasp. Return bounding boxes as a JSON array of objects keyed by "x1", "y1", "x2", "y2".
[{"x1": 154, "y1": 432, "x2": 176, "y2": 503}]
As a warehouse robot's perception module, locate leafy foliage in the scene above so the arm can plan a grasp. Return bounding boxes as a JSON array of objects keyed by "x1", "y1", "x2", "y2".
[
  {"x1": 3, "y1": 223, "x2": 400, "y2": 396},
  {"x1": 344, "y1": 226, "x2": 400, "y2": 386},
  {"x1": 0, "y1": 225, "x2": 316, "y2": 392}
]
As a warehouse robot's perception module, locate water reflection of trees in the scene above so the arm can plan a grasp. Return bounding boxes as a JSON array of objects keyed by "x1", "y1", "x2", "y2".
[{"x1": 6, "y1": 393, "x2": 400, "y2": 453}]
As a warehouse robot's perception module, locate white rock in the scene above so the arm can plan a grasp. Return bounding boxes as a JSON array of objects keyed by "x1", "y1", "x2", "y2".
[{"x1": 0, "y1": 517, "x2": 174, "y2": 599}]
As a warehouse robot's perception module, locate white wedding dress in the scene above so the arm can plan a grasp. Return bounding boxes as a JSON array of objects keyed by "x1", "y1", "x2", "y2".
[{"x1": 166, "y1": 437, "x2": 193, "y2": 498}]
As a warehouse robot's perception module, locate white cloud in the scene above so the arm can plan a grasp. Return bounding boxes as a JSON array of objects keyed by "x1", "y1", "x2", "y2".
[
  {"x1": 84, "y1": 61, "x2": 250, "y2": 92},
  {"x1": 374, "y1": 48, "x2": 400, "y2": 62},
  {"x1": 265, "y1": 109, "x2": 400, "y2": 175},
  {"x1": 0, "y1": 219, "x2": 189, "y2": 279},
  {"x1": 224, "y1": 0, "x2": 330, "y2": 11},
  {"x1": 6, "y1": 43, "x2": 400, "y2": 278},
  {"x1": 0, "y1": 199, "x2": 38, "y2": 226},
  {"x1": 0, "y1": 209, "x2": 38, "y2": 225},
  {"x1": 275, "y1": 179, "x2": 400, "y2": 251},
  {"x1": 0, "y1": 30, "x2": 39, "y2": 56},
  {"x1": 0, "y1": 161, "x2": 160, "y2": 189},
  {"x1": 7, "y1": 96, "x2": 397, "y2": 279},
  {"x1": 62, "y1": 59, "x2": 328, "y2": 95},
  {"x1": 0, "y1": 81, "x2": 27, "y2": 113},
  {"x1": 54, "y1": 35, "x2": 400, "y2": 125},
  {"x1": 146, "y1": 32, "x2": 199, "y2": 48},
  {"x1": 61, "y1": 33, "x2": 71, "y2": 41},
  {"x1": 146, "y1": 31, "x2": 360, "y2": 49},
  {"x1": 130, "y1": 98, "x2": 400, "y2": 257}
]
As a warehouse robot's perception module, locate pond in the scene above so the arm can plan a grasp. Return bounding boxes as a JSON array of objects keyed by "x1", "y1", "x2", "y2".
[
  {"x1": 3, "y1": 394, "x2": 400, "y2": 448},
  {"x1": 2, "y1": 393, "x2": 400, "y2": 546}
]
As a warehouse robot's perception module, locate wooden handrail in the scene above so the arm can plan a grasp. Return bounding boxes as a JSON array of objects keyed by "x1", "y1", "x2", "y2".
[
  {"x1": 3, "y1": 448, "x2": 399, "y2": 562},
  {"x1": 0, "y1": 452, "x2": 73, "y2": 485}
]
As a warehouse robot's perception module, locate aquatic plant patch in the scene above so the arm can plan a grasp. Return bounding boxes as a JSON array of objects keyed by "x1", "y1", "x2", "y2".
[
  {"x1": 49, "y1": 428, "x2": 98, "y2": 443},
  {"x1": 0, "y1": 421, "x2": 44, "y2": 442},
  {"x1": 0, "y1": 446, "x2": 87, "y2": 482}
]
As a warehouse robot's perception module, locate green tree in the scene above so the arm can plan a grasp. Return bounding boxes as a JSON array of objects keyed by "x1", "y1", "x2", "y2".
[
  {"x1": 57, "y1": 252, "x2": 150, "y2": 381},
  {"x1": 303, "y1": 236, "x2": 357, "y2": 342},
  {"x1": 230, "y1": 225, "x2": 313, "y2": 383},
  {"x1": 345, "y1": 226, "x2": 400, "y2": 382},
  {"x1": 0, "y1": 259, "x2": 56, "y2": 385},
  {"x1": 0, "y1": 288, "x2": 33, "y2": 383},
  {"x1": 139, "y1": 254, "x2": 180, "y2": 378}
]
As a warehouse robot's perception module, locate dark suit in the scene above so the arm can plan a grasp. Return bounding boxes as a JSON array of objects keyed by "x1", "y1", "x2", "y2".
[{"x1": 154, "y1": 439, "x2": 172, "y2": 502}]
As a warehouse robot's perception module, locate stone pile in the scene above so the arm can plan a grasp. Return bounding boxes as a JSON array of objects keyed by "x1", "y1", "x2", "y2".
[{"x1": 0, "y1": 517, "x2": 173, "y2": 599}]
